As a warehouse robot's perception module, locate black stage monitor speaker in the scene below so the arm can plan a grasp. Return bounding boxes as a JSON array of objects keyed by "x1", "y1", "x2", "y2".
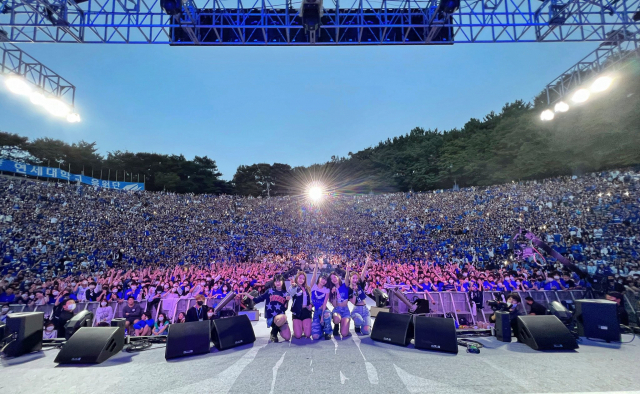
[
  {"x1": 516, "y1": 315, "x2": 578, "y2": 350},
  {"x1": 495, "y1": 311, "x2": 512, "y2": 342},
  {"x1": 370, "y1": 312, "x2": 414, "y2": 346},
  {"x1": 64, "y1": 310, "x2": 93, "y2": 340},
  {"x1": 210, "y1": 315, "x2": 256, "y2": 351},
  {"x1": 2, "y1": 312, "x2": 43, "y2": 357},
  {"x1": 575, "y1": 299, "x2": 621, "y2": 342},
  {"x1": 165, "y1": 320, "x2": 211, "y2": 360},
  {"x1": 111, "y1": 318, "x2": 126, "y2": 329},
  {"x1": 54, "y1": 327, "x2": 124, "y2": 364},
  {"x1": 413, "y1": 316, "x2": 458, "y2": 353}
]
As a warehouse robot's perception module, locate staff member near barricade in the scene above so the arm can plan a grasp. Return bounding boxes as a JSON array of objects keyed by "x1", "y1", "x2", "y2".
[
  {"x1": 310, "y1": 260, "x2": 332, "y2": 340},
  {"x1": 186, "y1": 294, "x2": 210, "y2": 322},
  {"x1": 288, "y1": 271, "x2": 313, "y2": 339},
  {"x1": 348, "y1": 256, "x2": 372, "y2": 335},
  {"x1": 243, "y1": 274, "x2": 291, "y2": 343},
  {"x1": 328, "y1": 267, "x2": 352, "y2": 339}
]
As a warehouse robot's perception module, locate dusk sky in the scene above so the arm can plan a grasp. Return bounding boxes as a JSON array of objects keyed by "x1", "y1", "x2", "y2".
[{"x1": 0, "y1": 42, "x2": 596, "y2": 179}]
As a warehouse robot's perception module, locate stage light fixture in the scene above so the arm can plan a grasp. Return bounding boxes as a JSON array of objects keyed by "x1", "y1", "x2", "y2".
[
  {"x1": 67, "y1": 113, "x2": 81, "y2": 123},
  {"x1": 29, "y1": 91, "x2": 46, "y2": 106},
  {"x1": 554, "y1": 101, "x2": 569, "y2": 113},
  {"x1": 590, "y1": 76, "x2": 612, "y2": 93},
  {"x1": 571, "y1": 89, "x2": 590, "y2": 103},
  {"x1": 44, "y1": 98, "x2": 70, "y2": 117},
  {"x1": 5, "y1": 76, "x2": 31, "y2": 95},
  {"x1": 540, "y1": 109, "x2": 554, "y2": 121}
]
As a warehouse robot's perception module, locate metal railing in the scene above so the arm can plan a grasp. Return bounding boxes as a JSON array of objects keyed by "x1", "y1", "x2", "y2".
[{"x1": 388, "y1": 290, "x2": 588, "y2": 324}]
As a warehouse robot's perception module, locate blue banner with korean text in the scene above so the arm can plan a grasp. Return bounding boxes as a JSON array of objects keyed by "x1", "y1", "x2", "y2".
[{"x1": 0, "y1": 159, "x2": 145, "y2": 191}]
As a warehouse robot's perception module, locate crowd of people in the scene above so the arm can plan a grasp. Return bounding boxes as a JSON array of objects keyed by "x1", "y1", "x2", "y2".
[{"x1": 1, "y1": 168, "x2": 639, "y2": 337}]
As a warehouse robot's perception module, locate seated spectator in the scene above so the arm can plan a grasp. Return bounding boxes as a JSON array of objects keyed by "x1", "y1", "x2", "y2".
[
  {"x1": 133, "y1": 312, "x2": 154, "y2": 336},
  {"x1": 122, "y1": 296, "x2": 143, "y2": 334},
  {"x1": 0, "y1": 303, "x2": 11, "y2": 324},
  {"x1": 175, "y1": 312, "x2": 186, "y2": 323},
  {"x1": 43, "y1": 321, "x2": 58, "y2": 339},
  {"x1": 94, "y1": 299, "x2": 114, "y2": 326},
  {"x1": 153, "y1": 312, "x2": 170, "y2": 335}
]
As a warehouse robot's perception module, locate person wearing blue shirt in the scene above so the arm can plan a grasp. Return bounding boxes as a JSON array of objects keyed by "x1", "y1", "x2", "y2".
[
  {"x1": 244, "y1": 274, "x2": 291, "y2": 343},
  {"x1": 123, "y1": 283, "x2": 141, "y2": 300},
  {"x1": 0, "y1": 287, "x2": 16, "y2": 303},
  {"x1": 543, "y1": 276, "x2": 564, "y2": 291},
  {"x1": 328, "y1": 269, "x2": 351, "y2": 338},
  {"x1": 483, "y1": 277, "x2": 497, "y2": 291}
]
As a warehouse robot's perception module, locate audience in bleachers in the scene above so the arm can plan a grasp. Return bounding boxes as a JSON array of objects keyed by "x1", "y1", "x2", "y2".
[{"x1": 0, "y1": 168, "x2": 639, "y2": 335}]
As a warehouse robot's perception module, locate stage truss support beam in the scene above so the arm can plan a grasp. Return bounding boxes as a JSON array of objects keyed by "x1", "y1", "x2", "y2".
[
  {"x1": 0, "y1": 0, "x2": 637, "y2": 44},
  {"x1": 0, "y1": 42, "x2": 76, "y2": 106}
]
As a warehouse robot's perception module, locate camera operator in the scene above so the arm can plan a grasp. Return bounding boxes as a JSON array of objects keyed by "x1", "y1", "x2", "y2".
[
  {"x1": 605, "y1": 292, "x2": 629, "y2": 326},
  {"x1": 524, "y1": 296, "x2": 547, "y2": 315},
  {"x1": 489, "y1": 293, "x2": 522, "y2": 330}
]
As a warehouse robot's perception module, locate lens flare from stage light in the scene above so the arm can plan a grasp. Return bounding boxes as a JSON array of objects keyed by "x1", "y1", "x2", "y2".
[
  {"x1": 540, "y1": 109, "x2": 554, "y2": 121},
  {"x1": 308, "y1": 185, "x2": 324, "y2": 202},
  {"x1": 590, "y1": 76, "x2": 612, "y2": 93},
  {"x1": 571, "y1": 89, "x2": 590, "y2": 103},
  {"x1": 5, "y1": 76, "x2": 32, "y2": 95}
]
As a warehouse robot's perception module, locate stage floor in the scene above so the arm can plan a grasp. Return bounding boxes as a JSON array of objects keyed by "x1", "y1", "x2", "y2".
[{"x1": 1, "y1": 305, "x2": 639, "y2": 394}]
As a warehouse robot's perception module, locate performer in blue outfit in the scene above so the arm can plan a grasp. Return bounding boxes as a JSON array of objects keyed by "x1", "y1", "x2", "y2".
[{"x1": 244, "y1": 274, "x2": 291, "y2": 343}]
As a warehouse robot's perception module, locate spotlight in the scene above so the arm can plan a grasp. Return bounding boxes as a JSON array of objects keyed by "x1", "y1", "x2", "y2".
[
  {"x1": 5, "y1": 76, "x2": 31, "y2": 95},
  {"x1": 29, "y1": 92, "x2": 47, "y2": 106},
  {"x1": 571, "y1": 89, "x2": 590, "y2": 103},
  {"x1": 67, "y1": 113, "x2": 81, "y2": 123},
  {"x1": 554, "y1": 101, "x2": 569, "y2": 113},
  {"x1": 540, "y1": 109, "x2": 554, "y2": 121},
  {"x1": 308, "y1": 185, "x2": 324, "y2": 202},
  {"x1": 590, "y1": 76, "x2": 612, "y2": 93},
  {"x1": 44, "y1": 98, "x2": 70, "y2": 117}
]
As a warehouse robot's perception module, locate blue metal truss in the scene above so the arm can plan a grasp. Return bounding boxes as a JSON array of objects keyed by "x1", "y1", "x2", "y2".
[
  {"x1": 0, "y1": 42, "x2": 76, "y2": 105},
  {"x1": 0, "y1": 0, "x2": 638, "y2": 44}
]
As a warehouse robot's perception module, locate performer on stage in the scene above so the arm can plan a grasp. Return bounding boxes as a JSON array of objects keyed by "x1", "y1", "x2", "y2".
[
  {"x1": 244, "y1": 274, "x2": 291, "y2": 343},
  {"x1": 348, "y1": 256, "x2": 372, "y2": 335},
  {"x1": 328, "y1": 267, "x2": 351, "y2": 339},
  {"x1": 310, "y1": 260, "x2": 332, "y2": 340},
  {"x1": 288, "y1": 271, "x2": 313, "y2": 339}
]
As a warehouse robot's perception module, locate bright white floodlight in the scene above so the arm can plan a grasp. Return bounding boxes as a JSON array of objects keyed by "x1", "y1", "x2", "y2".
[
  {"x1": 540, "y1": 109, "x2": 555, "y2": 121},
  {"x1": 554, "y1": 101, "x2": 569, "y2": 113},
  {"x1": 30, "y1": 92, "x2": 47, "y2": 106},
  {"x1": 5, "y1": 77, "x2": 32, "y2": 95},
  {"x1": 571, "y1": 89, "x2": 590, "y2": 103},
  {"x1": 308, "y1": 185, "x2": 324, "y2": 202},
  {"x1": 66, "y1": 113, "x2": 81, "y2": 123},
  {"x1": 44, "y1": 98, "x2": 70, "y2": 117},
  {"x1": 590, "y1": 76, "x2": 613, "y2": 93}
]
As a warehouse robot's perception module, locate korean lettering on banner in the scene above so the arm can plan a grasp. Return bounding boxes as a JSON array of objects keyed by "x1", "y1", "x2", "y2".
[
  {"x1": 112, "y1": 182, "x2": 120, "y2": 189},
  {"x1": 45, "y1": 167, "x2": 58, "y2": 178},
  {"x1": 101, "y1": 180, "x2": 110, "y2": 188},
  {"x1": 59, "y1": 170, "x2": 70, "y2": 179},
  {"x1": 29, "y1": 165, "x2": 43, "y2": 177},
  {"x1": 91, "y1": 178, "x2": 100, "y2": 187},
  {"x1": 14, "y1": 162, "x2": 27, "y2": 175}
]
